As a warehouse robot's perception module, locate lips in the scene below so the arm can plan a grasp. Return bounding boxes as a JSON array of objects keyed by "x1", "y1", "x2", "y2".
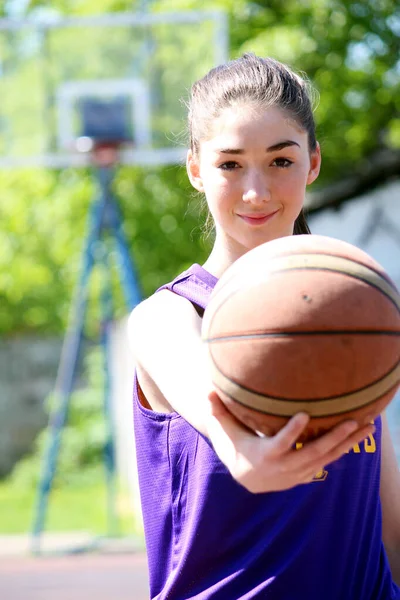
[{"x1": 237, "y1": 210, "x2": 279, "y2": 225}]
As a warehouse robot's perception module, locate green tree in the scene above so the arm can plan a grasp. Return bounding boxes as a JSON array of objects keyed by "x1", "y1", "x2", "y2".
[{"x1": 1, "y1": 0, "x2": 399, "y2": 336}]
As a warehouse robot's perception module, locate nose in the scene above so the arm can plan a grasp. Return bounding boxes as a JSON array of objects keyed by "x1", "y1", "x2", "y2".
[{"x1": 242, "y1": 172, "x2": 271, "y2": 205}]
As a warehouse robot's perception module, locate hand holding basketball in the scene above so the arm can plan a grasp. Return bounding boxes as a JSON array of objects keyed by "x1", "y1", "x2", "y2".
[{"x1": 206, "y1": 391, "x2": 375, "y2": 492}]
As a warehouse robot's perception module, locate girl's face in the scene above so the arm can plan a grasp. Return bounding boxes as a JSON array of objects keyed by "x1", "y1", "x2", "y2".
[{"x1": 187, "y1": 104, "x2": 321, "y2": 257}]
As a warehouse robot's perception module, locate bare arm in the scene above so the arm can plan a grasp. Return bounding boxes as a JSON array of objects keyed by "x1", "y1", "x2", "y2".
[
  {"x1": 129, "y1": 290, "x2": 375, "y2": 493},
  {"x1": 128, "y1": 290, "x2": 213, "y2": 436},
  {"x1": 381, "y1": 411, "x2": 400, "y2": 585}
]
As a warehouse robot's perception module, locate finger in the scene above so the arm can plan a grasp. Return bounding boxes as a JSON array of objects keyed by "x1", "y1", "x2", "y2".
[
  {"x1": 311, "y1": 423, "x2": 375, "y2": 469},
  {"x1": 289, "y1": 422, "x2": 374, "y2": 473},
  {"x1": 284, "y1": 419, "x2": 359, "y2": 470},
  {"x1": 269, "y1": 413, "x2": 310, "y2": 455},
  {"x1": 206, "y1": 392, "x2": 256, "y2": 444}
]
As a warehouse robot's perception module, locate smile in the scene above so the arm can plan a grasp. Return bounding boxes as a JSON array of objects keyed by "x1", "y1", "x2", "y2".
[{"x1": 237, "y1": 210, "x2": 279, "y2": 225}]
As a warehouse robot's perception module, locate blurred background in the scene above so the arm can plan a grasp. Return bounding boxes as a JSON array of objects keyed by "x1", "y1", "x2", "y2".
[{"x1": 0, "y1": 0, "x2": 399, "y2": 598}]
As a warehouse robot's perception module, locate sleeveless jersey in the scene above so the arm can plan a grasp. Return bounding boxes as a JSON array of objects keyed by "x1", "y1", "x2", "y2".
[{"x1": 133, "y1": 263, "x2": 400, "y2": 600}]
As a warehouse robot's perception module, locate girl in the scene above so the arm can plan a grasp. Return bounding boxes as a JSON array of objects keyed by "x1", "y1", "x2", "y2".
[{"x1": 129, "y1": 54, "x2": 400, "y2": 599}]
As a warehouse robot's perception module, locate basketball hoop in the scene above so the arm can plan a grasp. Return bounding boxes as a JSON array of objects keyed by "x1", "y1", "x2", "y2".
[{"x1": 0, "y1": 10, "x2": 228, "y2": 169}]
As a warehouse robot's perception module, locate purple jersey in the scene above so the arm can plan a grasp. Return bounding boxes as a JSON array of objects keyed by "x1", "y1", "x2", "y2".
[{"x1": 133, "y1": 263, "x2": 400, "y2": 599}]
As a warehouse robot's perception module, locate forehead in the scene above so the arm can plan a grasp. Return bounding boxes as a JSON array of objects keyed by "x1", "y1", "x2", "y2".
[{"x1": 204, "y1": 104, "x2": 307, "y2": 149}]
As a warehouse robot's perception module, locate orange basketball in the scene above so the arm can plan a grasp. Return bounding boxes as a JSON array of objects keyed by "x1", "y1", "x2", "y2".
[{"x1": 202, "y1": 235, "x2": 400, "y2": 442}]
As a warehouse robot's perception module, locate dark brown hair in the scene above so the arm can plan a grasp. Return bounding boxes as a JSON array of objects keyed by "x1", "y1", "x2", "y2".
[{"x1": 187, "y1": 53, "x2": 317, "y2": 235}]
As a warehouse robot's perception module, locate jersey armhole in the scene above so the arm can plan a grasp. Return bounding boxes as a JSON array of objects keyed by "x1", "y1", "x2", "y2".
[
  {"x1": 193, "y1": 303, "x2": 205, "y2": 318},
  {"x1": 134, "y1": 371, "x2": 179, "y2": 421},
  {"x1": 137, "y1": 378, "x2": 152, "y2": 410}
]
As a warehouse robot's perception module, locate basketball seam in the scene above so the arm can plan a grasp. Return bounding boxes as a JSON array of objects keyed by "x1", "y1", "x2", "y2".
[
  {"x1": 210, "y1": 352, "x2": 400, "y2": 404},
  {"x1": 219, "y1": 384, "x2": 399, "y2": 418},
  {"x1": 205, "y1": 330, "x2": 400, "y2": 342},
  {"x1": 202, "y1": 258, "x2": 400, "y2": 342},
  {"x1": 206, "y1": 266, "x2": 400, "y2": 332},
  {"x1": 214, "y1": 251, "x2": 398, "y2": 295}
]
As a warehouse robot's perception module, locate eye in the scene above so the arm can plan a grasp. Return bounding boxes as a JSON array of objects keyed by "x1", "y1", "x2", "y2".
[
  {"x1": 219, "y1": 161, "x2": 240, "y2": 171},
  {"x1": 272, "y1": 158, "x2": 293, "y2": 168}
]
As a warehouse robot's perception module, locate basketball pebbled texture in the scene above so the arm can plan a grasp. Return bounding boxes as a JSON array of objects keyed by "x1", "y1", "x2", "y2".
[{"x1": 202, "y1": 235, "x2": 400, "y2": 441}]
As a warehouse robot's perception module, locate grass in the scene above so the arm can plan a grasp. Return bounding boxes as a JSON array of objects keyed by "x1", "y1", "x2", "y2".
[{"x1": 0, "y1": 479, "x2": 143, "y2": 538}]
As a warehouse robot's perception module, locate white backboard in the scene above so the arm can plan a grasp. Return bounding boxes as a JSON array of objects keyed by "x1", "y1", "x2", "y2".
[{"x1": 0, "y1": 10, "x2": 228, "y2": 168}]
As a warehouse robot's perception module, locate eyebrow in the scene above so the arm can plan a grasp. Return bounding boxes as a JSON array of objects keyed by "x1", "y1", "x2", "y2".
[{"x1": 218, "y1": 140, "x2": 300, "y2": 154}]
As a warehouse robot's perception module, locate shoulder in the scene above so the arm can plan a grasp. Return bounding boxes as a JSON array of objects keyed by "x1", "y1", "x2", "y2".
[
  {"x1": 128, "y1": 287, "x2": 211, "y2": 426},
  {"x1": 128, "y1": 289, "x2": 202, "y2": 358},
  {"x1": 129, "y1": 288, "x2": 200, "y2": 331}
]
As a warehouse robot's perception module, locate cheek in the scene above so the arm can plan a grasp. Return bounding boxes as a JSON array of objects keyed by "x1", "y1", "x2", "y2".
[
  {"x1": 203, "y1": 177, "x2": 234, "y2": 210},
  {"x1": 280, "y1": 169, "x2": 308, "y2": 200}
]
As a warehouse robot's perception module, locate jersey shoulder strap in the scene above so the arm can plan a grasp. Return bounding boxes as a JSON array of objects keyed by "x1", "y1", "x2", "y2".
[{"x1": 156, "y1": 264, "x2": 218, "y2": 316}]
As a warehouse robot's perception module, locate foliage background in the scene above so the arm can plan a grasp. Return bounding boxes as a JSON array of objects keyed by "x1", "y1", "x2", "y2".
[{"x1": 2, "y1": 0, "x2": 399, "y2": 337}]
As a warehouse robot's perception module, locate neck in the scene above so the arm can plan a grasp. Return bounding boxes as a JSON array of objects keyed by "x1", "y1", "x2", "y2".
[
  {"x1": 202, "y1": 227, "x2": 296, "y2": 278},
  {"x1": 202, "y1": 234, "x2": 248, "y2": 278}
]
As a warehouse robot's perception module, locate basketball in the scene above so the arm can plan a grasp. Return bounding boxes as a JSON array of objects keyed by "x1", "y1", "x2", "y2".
[{"x1": 202, "y1": 235, "x2": 400, "y2": 442}]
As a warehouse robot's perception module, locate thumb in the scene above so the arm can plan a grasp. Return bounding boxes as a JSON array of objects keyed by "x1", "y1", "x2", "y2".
[
  {"x1": 206, "y1": 391, "x2": 255, "y2": 446},
  {"x1": 207, "y1": 390, "x2": 232, "y2": 419}
]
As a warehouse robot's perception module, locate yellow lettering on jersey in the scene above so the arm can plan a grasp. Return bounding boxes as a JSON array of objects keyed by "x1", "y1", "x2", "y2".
[
  {"x1": 364, "y1": 433, "x2": 376, "y2": 453},
  {"x1": 296, "y1": 443, "x2": 303, "y2": 450},
  {"x1": 313, "y1": 469, "x2": 328, "y2": 481},
  {"x1": 352, "y1": 443, "x2": 361, "y2": 453}
]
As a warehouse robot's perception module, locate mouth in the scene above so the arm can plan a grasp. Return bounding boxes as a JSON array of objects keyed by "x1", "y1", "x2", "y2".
[{"x1": 237, "y1": 210, "x2": 279, "y2": 226}]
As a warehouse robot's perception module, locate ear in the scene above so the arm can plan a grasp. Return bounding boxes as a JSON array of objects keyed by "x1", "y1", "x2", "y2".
[
  {"x1": 306, "y1": 142, "x2": 321, "y2": 185},
  {"x1": 186, "y1": 150, "x2": 204, "y2": 192}
]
